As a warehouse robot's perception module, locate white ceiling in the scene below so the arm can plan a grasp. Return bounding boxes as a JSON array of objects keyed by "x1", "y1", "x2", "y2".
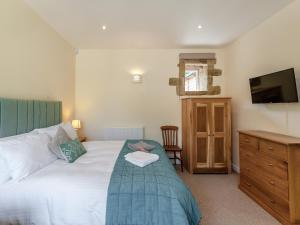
[{"x1": 24, "y1": 0, "x2": 294, "y2": 49}]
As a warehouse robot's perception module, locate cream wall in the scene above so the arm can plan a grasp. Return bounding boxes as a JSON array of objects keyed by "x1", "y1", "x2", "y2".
[
  {"x1": 225, "y1": 0, "x2": 300, "y2": 171},
  {"x1": 4, "y1": 0, "x2": 299, "y2": 171},
  {"x1": 75, "y1": 49, "x2": 226, "y2": 143},
  {"x1": 0, "y1": 0, "x2": 75, "y2": 121}
]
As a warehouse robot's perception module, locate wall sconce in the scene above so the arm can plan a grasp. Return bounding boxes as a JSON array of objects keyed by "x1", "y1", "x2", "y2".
[{"x1": 132, "y1": 74, "x2": 143, "y2": 83}]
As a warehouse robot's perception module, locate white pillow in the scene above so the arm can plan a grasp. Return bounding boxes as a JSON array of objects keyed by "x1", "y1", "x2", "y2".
[
  {"x1": 61, "y1": 122, "x2": 78, "y2": 140},
  {"x1": 0, "y1": 133, "x2": 30, "y2": 142},
  {"x1": 0, "y1": 133, "x2": 30, "y2": 183},
  {"x1": 34, "y1": 122, "x2": 78, "y2": 140},
  {"x1": 0, "y1": 156, "x2": 10, "y2": 184},
  {"x1": 33, "y1": 123, "x2": 62, "y2": 138},
  {"x1": 0, "y1": 133, "x2": 57, "y2": 181}
]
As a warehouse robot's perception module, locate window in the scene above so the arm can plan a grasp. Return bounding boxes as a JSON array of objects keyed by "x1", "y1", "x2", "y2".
[{"x1": 185, "y1": 63, "x2": 208, "y2": 92}]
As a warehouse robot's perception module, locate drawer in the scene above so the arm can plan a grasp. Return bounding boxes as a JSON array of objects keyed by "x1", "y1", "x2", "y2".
[
  {"x1": 240, "y1": 174, "x2": 255, "y2": 190},
  {"x1": 255, "y1": 169, "x2": 289, "y2": 201},
  {"x1": 260, "y1": 140, "x2": 288, "y2": 162},
  {"x1": 240, "y1": 160, "x2": 258, "y2": 181},
  {"x1": 257, "y1": 154, "x2": 288, "y2": 181},
  {"x1": 271, "y1": 196, "x2": 290, "y2": 221},
  {"x1": 240, "y1": 175, "x2": 290, "y2": 220},
  {"x1": 240, "y1": 175, "x2": 270, "y2": 204},
  {"x1": 240, "y1": 148, "x2": 257, "y2": 164},
  {"x1": 239, "y1": 134, "x2": 258, "y2": 151}
]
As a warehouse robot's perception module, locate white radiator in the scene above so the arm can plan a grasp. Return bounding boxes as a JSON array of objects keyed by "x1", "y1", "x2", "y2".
[{"x1": 102, "y1": 127, "x2": 144, "y2": 140}]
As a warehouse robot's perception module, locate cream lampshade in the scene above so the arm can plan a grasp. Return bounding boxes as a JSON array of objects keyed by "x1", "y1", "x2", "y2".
[{"x1": 72, "y1": 120, "x2": 81, "y2": 130}]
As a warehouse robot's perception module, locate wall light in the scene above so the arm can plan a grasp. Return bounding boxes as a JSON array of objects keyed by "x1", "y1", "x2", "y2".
[{"x1": 132, "y1": 74, "x2": 143, "y2": 83}]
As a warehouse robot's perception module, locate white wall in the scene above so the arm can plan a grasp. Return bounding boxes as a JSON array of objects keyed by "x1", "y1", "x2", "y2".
[
  {"x1": 75, "y1": 49, "x2": 226, "y2": 143},
  {"x1": 225, "y1": 0, "x2": 300, "y2": 170},
  {"x1": 0, "y1": 0, "x2": 75, "y2": 121}
]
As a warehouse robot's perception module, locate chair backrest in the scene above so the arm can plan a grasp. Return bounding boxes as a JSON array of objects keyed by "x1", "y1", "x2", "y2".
[{"x1": 160, "y1": 125, "x2": 178, "y2": 147}]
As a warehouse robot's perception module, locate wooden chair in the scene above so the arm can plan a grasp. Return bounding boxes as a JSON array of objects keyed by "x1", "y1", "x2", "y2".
[{"x1": 160, "y1": 126, "x2": 183, "y2": 172}]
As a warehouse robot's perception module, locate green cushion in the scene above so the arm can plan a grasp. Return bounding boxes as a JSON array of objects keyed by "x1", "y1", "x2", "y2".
[{"x1": 60, "y1": 139, "x2": 87, "y2": 163}]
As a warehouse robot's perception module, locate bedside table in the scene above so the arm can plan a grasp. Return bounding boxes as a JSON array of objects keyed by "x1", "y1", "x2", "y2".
[{"x1": 79, "y1": 136, "x2": 87, "y2": 142}]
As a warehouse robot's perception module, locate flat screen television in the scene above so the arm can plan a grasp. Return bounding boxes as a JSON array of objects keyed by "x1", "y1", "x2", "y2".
[{"x1": 249, "y1": 68, "x2": 298, "y2": 104}]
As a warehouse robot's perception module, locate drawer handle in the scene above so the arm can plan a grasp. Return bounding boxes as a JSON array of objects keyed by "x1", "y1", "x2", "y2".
[
  {"x1": 268, "y1": 146, "x2": 273, "y2": 150},
  {"x1": 246, "y1": 182, "x2": 252, "y2": 187},
  {"x1": 245, "y1": 138, "x2": 250, "y2": 143},
  {"x1": 269, "y1": 180, "x2": 275, "y2": 185},
  {"x1": 268, "y1": 163, "x2": 273, "y2": 167}
]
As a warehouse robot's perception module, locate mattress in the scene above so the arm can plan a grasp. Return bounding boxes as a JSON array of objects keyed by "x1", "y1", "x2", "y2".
[{"x1": 0, "y1": 141, "x2": 125, "y2": 225}]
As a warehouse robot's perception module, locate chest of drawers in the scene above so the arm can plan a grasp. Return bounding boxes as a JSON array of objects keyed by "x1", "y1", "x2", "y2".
[{"x1": 239, "y1": 130, "x2": 300, "y2": 225}]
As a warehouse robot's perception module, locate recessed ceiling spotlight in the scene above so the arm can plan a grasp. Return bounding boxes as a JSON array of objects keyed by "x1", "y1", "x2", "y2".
[
  {"x1": 197, "y1": 25, "x2": 203, "y2": 29},
  {"x1": 102, "y1": 25, "x2": 107, "y2": 30}
]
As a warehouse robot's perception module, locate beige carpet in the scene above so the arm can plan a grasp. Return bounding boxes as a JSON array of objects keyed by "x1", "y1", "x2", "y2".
[{"x1": 178, "y1": 171, "x2": 281, "y2": 225}]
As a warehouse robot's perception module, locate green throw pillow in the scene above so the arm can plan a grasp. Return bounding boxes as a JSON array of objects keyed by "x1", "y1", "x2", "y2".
[{"x1": 60, "y1": 139, "x2": 87, "y2": 163}]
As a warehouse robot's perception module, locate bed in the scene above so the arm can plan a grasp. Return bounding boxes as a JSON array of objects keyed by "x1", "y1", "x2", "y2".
[
  {"x1": 0, "y1": 98, "x2": 201, "y2": 225},
  {"x1": 0, "y1": 141, "x2": 124, "y2": 225}
]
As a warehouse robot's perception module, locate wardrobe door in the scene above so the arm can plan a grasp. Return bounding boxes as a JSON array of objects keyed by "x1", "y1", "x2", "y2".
[
  {"x1": 211, "y1": 102, "x2": 227, "y2": 169},
  {"x1": 194, "y1": 102, "x2": 210, "y2": 171}
]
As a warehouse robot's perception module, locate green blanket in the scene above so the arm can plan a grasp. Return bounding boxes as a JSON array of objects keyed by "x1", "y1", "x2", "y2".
[{"x1": 106, "y1": 140, "x2": 201, "y2": 225}]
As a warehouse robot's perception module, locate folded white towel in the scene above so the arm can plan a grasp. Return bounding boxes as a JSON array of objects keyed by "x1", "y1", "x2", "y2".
[{"x1": 125, "y1": 151, "x2": 159, "y2": 167}]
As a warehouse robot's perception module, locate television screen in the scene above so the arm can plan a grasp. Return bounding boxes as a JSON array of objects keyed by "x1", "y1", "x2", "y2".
[{"x1": 249, "y1": 68, "x2": 298, "y2": 103}]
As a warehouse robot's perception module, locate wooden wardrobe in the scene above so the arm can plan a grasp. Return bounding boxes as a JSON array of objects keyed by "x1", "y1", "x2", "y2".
[{"x1": 182, "y1": 97, "x2": 231, "y2": 174}]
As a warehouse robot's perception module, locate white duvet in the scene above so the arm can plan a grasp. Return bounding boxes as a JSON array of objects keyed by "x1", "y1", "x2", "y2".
[{"x1": 0, "y1": 141, "x2": 125, "y2": 225}]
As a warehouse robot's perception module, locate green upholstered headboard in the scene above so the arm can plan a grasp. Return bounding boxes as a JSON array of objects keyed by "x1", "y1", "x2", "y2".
[{"x1": 0, "y1": 98, "x2": 62, "y2": 138}]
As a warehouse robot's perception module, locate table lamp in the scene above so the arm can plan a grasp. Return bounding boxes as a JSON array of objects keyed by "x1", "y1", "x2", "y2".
[{"x1": 72, "y1": 119, "x2": 81, "y2": 131}]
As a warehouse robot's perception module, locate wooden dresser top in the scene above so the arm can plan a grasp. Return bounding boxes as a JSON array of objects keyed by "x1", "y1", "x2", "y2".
[
  {"x1": 239, "y1": 130, "x2": 300, "y2": 145},
  {"x1": 180, "y1": 96, "x2": 232, "y2": 100}
]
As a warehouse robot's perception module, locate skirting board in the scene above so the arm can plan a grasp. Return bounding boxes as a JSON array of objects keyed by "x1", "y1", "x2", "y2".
[
  {"x1": 170, "y1": 162, "x2": 240, "y2": 171},
  {"x1": 232, "y1": 163, "x2": 240, "y2": 173}
]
